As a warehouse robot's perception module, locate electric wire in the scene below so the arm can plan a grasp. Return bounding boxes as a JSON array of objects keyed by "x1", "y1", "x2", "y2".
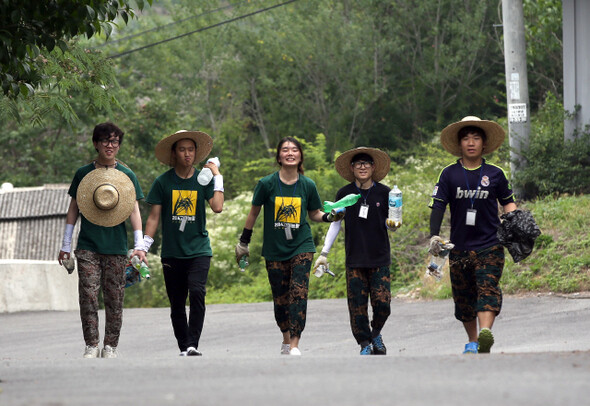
[
  {"x1": 93, "y1": 0, "x2": 252, "y2": 48},
  {"x1": 108, "y1": 0, "x2": 298, "y2": 59}
]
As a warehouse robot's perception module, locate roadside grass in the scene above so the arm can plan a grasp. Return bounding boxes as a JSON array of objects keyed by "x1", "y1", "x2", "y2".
[{"x1": 501, "y1": 194, "x2": 590, "y2": 294}]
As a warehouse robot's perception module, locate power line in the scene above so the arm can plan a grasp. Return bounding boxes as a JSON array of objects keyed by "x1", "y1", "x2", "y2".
[
  {"x1": 94, "y1": 0, "x2": 252, "y2": 48},
  {"x1": 108, "y1": 0, "x2": 299, "y2": 59}
]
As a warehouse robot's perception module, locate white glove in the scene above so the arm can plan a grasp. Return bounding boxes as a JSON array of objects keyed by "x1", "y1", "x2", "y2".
[
  {"x1": 385, "y1": 219, "x2": 400, "y2": 231},
  {"x1": 235, "y1": 242, "x2": 250, "y2": 264},
  {"x1": 428, "y1": 236, "x2": 446, "y2": 256},
  {"x1": 313, "y1": 252, "x2": 328, "y2": 274},
  {"x1": 136, "y1": 235, "x2": 154, "y2": 252}
]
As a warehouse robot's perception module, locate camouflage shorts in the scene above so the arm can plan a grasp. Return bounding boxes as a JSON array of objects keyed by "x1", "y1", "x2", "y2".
[
  {"x1": 449, "y1": 245, "x2": 504, "y2": 322},
  {"x1": 265, "y1": 252, "x2": 313, "y2": 338}
]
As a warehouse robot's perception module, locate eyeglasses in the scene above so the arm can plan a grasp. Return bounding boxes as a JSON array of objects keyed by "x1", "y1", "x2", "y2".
[
  {"x1": 100, "y1": 138, "x2": 120, "y2": 147},
  {"x1": 352, "y1": 161, "x2": 374, "y2": 169}
]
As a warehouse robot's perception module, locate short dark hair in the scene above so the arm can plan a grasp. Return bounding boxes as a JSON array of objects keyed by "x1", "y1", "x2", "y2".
[
  {"x1": 351, "y1": 153, "x2": 374, "y2": 164},
  {"x1": 276, "y1": 136, "x2": 304, "y2": 174},
  {"x1": 457, "y1": 126, "x2": 486, "y2": 144},
  {"x1": 92, "y1": 122, "x2": 124, "y2": 145}
]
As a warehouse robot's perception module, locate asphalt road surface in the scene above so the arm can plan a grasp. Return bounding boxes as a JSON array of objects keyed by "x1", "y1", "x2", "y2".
[{"x1": 1, "y1": 294, "x2": 590, "y2": 406}]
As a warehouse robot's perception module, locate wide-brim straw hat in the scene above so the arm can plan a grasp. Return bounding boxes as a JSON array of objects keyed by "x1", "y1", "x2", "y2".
[
  {"x1": 335, "y1": 147, "x2": 391, "y2": 183},
  {"x1": 77, "y1": 168, "x2": 136, "y2": 227},
  {"x1": 440, "y1": 116, "x2": 505, "y2": 157},
  {"x1": 154, "y1": 130, "x2": 213, "y2": 166}
]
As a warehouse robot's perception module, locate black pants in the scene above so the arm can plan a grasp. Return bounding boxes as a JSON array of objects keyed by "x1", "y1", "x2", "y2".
[{"x1": 162, "y1": 256, "x2": 211, "y2": 352}]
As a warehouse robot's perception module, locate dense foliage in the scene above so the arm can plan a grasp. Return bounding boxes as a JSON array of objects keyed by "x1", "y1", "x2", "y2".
[
  {"x1": 512, "y1": 93, "x2": 590, "y2": 196},
  {"x1": 0, "y1": 0, "x2": 566, "y2": 196}
]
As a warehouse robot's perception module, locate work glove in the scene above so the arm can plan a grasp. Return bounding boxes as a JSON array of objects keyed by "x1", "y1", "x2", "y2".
[
  {"x1": 327, "y1": 208, "x2": 346, "y2": 222},
  {"x1": 385, "y1": 219, "x2": 400, "y2": 231},
  {"x1": 313, "y1": 252, "x2": 328, "y2": 273},
  {"x1": 313, "y1": 251, "x2": 334, "y2": 277},
  {"x1": 235, "y1": 242, "x2": 250, "y2": 264},
  {"x1": 428, "y1": 235, "x2": 446, "y2": 256}
]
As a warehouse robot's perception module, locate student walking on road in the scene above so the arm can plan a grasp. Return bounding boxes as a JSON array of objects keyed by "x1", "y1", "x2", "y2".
[
  {"x1": 428, "y1": 116, "x2": 517, "y2": 354},
  {"x1": 235, "y1": 137, "x2": 340, "y2": 356},
  {"x1": 314, "y1": 147, "x2": 399, "y2": 355},
  {"x1": 134, "y1": 130, "x2": 224, "y2": 356},
  {"x1": 58, "y1": 122, "x2": 145, "y2": 359}
]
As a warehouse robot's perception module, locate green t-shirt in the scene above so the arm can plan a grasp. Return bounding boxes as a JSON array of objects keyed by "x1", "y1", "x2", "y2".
[
  {"x1": 146, "y1": 168, "x2": 214, "y2": 259},
  {"x1": 68, "y1": 163, "x2": 144, "y2": 255},
  {"x1": 252, "y1": 172, "x2": 322, "y2": 261}
]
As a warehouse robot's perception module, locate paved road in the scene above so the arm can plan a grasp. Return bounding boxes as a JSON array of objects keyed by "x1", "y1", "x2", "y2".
[{"x1": 1, "y1": 294, "x2": 590, "y2": 405}]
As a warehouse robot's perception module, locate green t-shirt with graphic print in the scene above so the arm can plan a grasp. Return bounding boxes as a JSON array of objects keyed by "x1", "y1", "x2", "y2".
[
  {"x1": 252, "y1": 172, "x2": 322, "y2": 261},
  {"x1": 68, "y1": 163, "x2": 144, "y2": 255},
  {"x1": 146, "y1": 168, "x2": 214, "y2": 259}
]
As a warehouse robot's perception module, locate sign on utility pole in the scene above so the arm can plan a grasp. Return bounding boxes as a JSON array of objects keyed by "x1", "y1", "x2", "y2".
[{"x1": 502, "y1": 0, "x2": 530, "y2": 198}]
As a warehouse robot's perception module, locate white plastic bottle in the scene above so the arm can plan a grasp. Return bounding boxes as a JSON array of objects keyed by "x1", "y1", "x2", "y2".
[
  {"x1": 197, "y1": 157, "x2": 220, "y2": 186},
  {"x1": 388, "y1": 185, "x2": 402, "y2": 224}
]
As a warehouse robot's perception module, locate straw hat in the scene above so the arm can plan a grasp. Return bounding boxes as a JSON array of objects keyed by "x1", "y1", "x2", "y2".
[
  {"x1": 335, "y1": 147, "x2": 391, "y2": 183},
  {"x1": 154, "y1": 130, "x2": 213, "y2": 166},
  {"x1": 77, "y1": 168, "x2": 136, "y2": 227},
  {"x1": 440, "y1": 116, "x2": 505, "y2": 157}
]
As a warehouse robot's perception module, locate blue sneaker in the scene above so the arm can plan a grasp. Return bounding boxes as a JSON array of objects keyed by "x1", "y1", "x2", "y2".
[
  {"x1": 463, "y1": 341, "x2": 478, "y2": 354},
  {"x1": 478, "y1": 328, "x2": 494, "y2": 353},
  {"x1": 360, "y1": 344, "x2": 374, "y2": 355},
  {"x1": 371, "y1": 334, "x2": 387, "y2": 355}
]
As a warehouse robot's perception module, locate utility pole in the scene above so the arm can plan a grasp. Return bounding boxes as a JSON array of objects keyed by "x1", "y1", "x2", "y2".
[{"x1": 502, "y1": 0, "x2": 530, "y2": 198}]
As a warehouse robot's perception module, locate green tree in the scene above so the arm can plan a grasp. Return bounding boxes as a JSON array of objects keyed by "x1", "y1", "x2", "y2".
[
  {"x1": 0, "y1": 0, "x2": 151, "y2": 97},
  {"x1": 523, "y1": 0, "x2": 563, "y2": 110}
]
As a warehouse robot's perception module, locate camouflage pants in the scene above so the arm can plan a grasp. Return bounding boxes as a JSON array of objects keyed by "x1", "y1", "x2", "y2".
[
  {"x1": 75, "y1": 249, "x2": 127, "y2": 347},
  {"x1": 265, "y1": 252, "x2": 313, "y2": 339},
  {"x1": 346, "y1": 266, "x2": 391, "y2": 345},
  {"x1": 449, "y1": 245, "x2": 504, "y2": 322}
]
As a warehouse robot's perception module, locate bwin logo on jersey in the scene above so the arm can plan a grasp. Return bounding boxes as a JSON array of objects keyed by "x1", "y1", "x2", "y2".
[{"x1": 456, "y1": 187, "x2": 489, "y2": 199}]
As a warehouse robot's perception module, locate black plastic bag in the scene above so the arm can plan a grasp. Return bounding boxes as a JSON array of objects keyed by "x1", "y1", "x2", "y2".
[{"x1": 497, "y1": 209, "x2": 541, "y2": 263}]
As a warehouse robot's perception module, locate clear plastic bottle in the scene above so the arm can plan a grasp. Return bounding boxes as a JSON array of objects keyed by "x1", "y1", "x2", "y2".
[
  {"x1": 314, "y1": 264, "x2": 335, "y2": 278},
  {"x1": 426, "y1": 241, "x2": 454, "y2": 281},
  {"x1": 388, "y1": 185, "x2": 402, "y2": 224},
  {"x1": 130, "y1": 253, "x2": 151, "y2": 279},
  {"x1": 197, "y1": 157, "x2": 220, "y2": 186}
]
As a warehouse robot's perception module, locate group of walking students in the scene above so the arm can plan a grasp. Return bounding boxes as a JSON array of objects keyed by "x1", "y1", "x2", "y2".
[{"x1": 57, "y1": 114, "x2": 517, "y2": 358}]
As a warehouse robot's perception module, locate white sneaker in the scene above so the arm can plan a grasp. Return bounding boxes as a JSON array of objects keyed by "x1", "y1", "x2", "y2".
[
  {"x1": 101, "y1": 345, "x2": 119, "y2": 358},
  {"x1": 83, "y1": 345, "x2": 99, "y2": 358},
  {"x1": 289, "y1": 347, "x2": 301, "y2": 356},
  {"x1": 186, "y1": 346, "x2": 202, "y2": 356},
  {"x1": 281, "y1": 343, "x2": 291, "y2": 355},
  {"x1": 179, "y1": 351, "x2": 188, "y2": 356}
]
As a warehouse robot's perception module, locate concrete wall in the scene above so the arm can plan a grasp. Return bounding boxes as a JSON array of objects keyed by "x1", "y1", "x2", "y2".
[{"x1": 0, "y1": 260, "x2": 79, "y2": 313}]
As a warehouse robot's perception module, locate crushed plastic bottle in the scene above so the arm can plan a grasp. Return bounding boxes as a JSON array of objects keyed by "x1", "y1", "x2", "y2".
[
  {"x1": 62, "y1": 256, "x2": 75, "y2": 274},
  {"x1": 314, "y1": 264, "x2": 335, "y2": 278},
  {"x1": 426, "y1": 241, "x2": 454, "y2": 281},
  {"x1": 238, "y1": 255, "x2": 249, "y2": 272}
]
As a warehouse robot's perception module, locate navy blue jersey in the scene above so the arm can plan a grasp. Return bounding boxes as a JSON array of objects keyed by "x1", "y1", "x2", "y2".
[
  {"x1": 337, "y1": 182, "x2": 391, "y2": 268},
  {"x1": 429, "y1": 159, "x2": 514, "y2": 251}
]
